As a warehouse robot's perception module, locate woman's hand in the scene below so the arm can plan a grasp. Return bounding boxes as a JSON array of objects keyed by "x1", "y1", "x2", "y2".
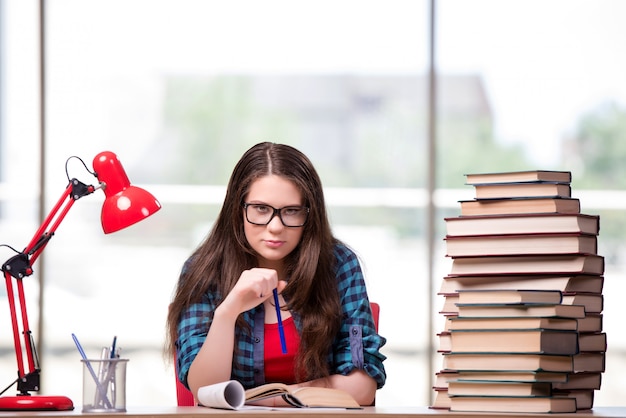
[
  {"x1": 219, "y1": 268, "x2": 287, "y2": 316},
  {"x1": 188, "y1": 268, "x2": 286, "y2": 397},
  {"x1": 296, "y1": 370, "x2": 377, "y2": 406}
]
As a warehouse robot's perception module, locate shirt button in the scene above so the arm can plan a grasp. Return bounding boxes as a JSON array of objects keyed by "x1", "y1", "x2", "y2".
[
  {"x1": 352, "y1": 328, "x2": 359, "y2": 336},
  {"x1": 254, "y1": 337, "x2": 260, "y2": 343}
]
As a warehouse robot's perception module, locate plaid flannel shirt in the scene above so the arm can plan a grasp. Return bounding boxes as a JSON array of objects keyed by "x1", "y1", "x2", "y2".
[{"x1": 176, "y1": 243, "x2": 387, "y2": 389}]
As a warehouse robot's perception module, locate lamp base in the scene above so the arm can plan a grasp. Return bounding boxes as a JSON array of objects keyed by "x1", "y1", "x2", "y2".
[{"x1": 0, "y1": 395, "x2": 74, "y2": 411}]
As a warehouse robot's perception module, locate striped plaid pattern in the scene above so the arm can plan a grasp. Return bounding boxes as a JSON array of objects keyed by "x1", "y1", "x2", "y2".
[{"x1": 176, "y1": 244, "x2": 386, "y2": 389}]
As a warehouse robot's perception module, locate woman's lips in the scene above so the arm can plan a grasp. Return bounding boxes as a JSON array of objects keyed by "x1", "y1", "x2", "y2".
[{"x1": 264, "y1": 240, "x2": 285, "y2": 249}]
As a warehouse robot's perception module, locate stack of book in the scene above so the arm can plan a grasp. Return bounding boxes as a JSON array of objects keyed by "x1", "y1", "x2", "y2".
[{"x1": 431, "y1": 170, "x2": 606, "y2": 414}]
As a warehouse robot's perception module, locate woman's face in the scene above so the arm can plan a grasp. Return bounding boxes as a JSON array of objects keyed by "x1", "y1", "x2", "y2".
[{"x1": 243, "y1": 175, "x2": 305, "y2": 270}]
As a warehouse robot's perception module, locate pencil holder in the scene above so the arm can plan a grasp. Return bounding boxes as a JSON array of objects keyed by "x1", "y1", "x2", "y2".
[{"x1": 81, "y1": 358, "x2": 128, "y2": 412}]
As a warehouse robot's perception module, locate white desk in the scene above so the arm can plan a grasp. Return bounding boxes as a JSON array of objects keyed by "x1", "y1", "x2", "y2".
[{"x1": 2, "y1": 406, "x2": 625, "y2": 418}]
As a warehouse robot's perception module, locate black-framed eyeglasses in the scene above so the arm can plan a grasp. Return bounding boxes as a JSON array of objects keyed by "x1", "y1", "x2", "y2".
[{"x1": 243, "y1": 203, "x2": 309, "y2": 227}]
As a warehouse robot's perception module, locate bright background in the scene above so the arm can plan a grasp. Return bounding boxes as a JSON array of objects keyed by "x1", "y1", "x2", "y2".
[{"x1": 2, "y1": 0, "x2": 626, "y2": 408}]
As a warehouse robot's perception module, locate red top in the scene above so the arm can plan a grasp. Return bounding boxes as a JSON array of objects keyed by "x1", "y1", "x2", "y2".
[{"x1": 264, "y1": 316, "x2": 300, "y2": 383}]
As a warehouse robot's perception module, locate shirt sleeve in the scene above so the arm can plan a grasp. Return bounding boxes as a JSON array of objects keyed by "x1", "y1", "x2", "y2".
[
  {"x1": 176, "y1": 282, "x2": 220, "y2": 389},
  {"x1": 331, "y1": 244, "x2": 387, "y2": 389}
]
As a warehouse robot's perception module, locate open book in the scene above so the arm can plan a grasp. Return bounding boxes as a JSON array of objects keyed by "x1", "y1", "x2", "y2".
[{"x1": 197, "y1": 380, "x2": 361, "y2": 410}]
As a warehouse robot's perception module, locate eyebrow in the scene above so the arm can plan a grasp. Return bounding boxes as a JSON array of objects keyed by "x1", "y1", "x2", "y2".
[{"x1": 246, "y1": 201, "x2": 304, "y2": 207}]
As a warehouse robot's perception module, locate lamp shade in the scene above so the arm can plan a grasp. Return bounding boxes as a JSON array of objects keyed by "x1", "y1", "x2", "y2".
[{"x1": 93, "y1": 151, "x2": 161, "y2": 234}]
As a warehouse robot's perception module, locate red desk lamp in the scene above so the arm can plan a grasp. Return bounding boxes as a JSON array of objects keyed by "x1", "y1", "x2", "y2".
[{"x1": 0, "y1": 151, "x2": 161, "y2": 410}]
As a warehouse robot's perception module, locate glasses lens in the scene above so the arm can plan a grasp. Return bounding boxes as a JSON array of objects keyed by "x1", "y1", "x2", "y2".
[
  {"x1": 280, "y1": 206, "x2": 308, "y2": 227},
  {"x1": 246, "y1": 204, "x2": 273, "y2": 225}
]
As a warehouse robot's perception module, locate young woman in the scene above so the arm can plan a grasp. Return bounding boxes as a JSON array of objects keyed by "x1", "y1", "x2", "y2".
[{"x1": 166, "y1": 142, "x2": 386, "y2": 406}]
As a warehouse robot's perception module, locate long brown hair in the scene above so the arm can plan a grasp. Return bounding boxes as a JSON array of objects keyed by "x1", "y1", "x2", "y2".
[{"x1": 166, "y1": 142, "x2": 342, "y2": 380}]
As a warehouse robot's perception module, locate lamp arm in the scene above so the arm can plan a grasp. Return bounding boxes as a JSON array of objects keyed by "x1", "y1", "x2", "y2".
[
  {"x1": 26, "y1": 179, "x2": 96, "y2": 269},
  {"x1": 1, "y1": 179, "x2": 96, "y2": 396}
]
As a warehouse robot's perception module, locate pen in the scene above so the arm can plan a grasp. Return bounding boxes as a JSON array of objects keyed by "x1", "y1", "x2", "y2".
[
  {"x1": 108, "y1": 336, "x2": 118, "y2": 405},
  {"x1": 110, "y1": 336, "x2": 117, "y2": 359},
  {"x1": 97, "y1": 346, "x2": 110, "y2": 407},
  {"x1": 72, "y1": 333, "x2": 113, "y2": 409},
  {"x1": 97, "y1": 347, "x2": 110, "y2": 381},
  {"x1": 273, "y1": 289, "x2": 287, "y2": 354}
]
